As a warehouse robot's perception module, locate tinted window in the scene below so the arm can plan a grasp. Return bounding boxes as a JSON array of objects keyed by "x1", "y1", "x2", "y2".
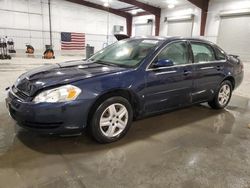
[
  {"x1": 157, "y1": 41, "x2": 189, "y2": 65},
  {"x1": 214, "y1": 46, "x2": 226, "y2": 60},
  {"x1": 191, "y1": 43, "x2": 216, "y2": 63}
]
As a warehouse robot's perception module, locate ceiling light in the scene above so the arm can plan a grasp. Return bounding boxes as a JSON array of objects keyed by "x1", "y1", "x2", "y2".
[
  {"x1": 104, "y1": 2, "x2": 109, "y2": 7},
  {"x1": 168, "y1": 4, "x2": 175, "y2": 9},
  {"x1": 131, "y1": 9, "x2": 138, "y2": 15},
  {"x1": 166, "y1": 0, "x2": 177, "y2": 4}
]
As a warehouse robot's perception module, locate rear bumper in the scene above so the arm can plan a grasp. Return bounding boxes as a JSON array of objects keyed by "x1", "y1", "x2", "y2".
[
  {"x1": 234, "y1": 71, "x2": 244, "y2": 89},
  {"x1": 6, "y1": 90, "x2": 94, "y2": 134}
]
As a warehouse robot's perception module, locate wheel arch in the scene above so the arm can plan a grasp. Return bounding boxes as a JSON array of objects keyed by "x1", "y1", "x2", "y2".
[
  {"x1": 87, "y1": 89, "x2": 140, "y2": 126},
  {"x1": 222, "y1": 76, "x2": 235, "y2": 90}
]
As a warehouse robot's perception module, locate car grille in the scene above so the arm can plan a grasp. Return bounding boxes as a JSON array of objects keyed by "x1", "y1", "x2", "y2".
[
  {"x1": 11, "y1": 86, "x2": 29, "y2": 101},
  {"x1": 23, "y1": 121, "x2": 62, "y2": 129}
]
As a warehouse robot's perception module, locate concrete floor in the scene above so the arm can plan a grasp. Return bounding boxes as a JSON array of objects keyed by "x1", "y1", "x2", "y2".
[{"x1": 0, "y1": 57, "x2": 250, "y2": 188}]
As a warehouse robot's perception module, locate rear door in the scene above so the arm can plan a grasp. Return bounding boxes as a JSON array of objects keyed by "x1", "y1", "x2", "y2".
[
  {"x1": 190, "y1": 41, "x2": 226, "y2": 103},
  {"x1": 144, "y1": 40, "x2": 193, "y2": 114}
]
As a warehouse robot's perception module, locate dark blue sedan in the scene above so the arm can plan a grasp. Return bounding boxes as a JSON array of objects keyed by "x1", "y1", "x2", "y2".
[{"x1": 6, "y1": 37, "x2": 244, "y2": 143}]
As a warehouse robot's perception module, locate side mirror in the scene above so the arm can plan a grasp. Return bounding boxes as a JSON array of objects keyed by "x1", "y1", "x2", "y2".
[
  {"x1": 228, "y1": 54, "x2": 239, "y2": 59},
  {"x1": 153, "y1": 59, "x2": 174, "y2": 68}
]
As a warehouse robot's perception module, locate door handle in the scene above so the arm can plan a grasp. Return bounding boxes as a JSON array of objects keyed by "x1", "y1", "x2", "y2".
[
  {"x1": 216, "y1": 66, "x2": 223, "y2": 71},
  {"x1": 183, "y1": 70, "x2": 192, "y2": 76}
]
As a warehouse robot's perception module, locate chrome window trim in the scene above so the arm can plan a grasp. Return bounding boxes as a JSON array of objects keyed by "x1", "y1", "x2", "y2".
[
  {"x1": 155, "y1": 70, "x2": 177, "y2": 75},
  {"x1": 198, "y1": 39, "x2": 227, "y2": 61},
  {"x1": 146, "y1": 40, "x2": 191, "y2": 71},
  {"x1": 146, "y1": 39, "x2": 227, "y2": 72},
  {"x1": 189, "y1": 40, "x2": 227, "y2": 62},
  {"x1": 212, "y1": 46, "x2": 227, "y2": 61},
  {"x1": 147, "y1": 57, "x2": 226, "y2": 72},
  {"x1": 147, "y1": 63, "x2": 193, "y2": 71},
  {"x1": 194, "y1": 60, "x2": 227, "y2": 64}
]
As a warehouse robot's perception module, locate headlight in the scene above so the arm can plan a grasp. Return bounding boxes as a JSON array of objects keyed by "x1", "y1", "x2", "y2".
[{"x1": 33, "y1": 85, "x2": 81, "y2": 103}]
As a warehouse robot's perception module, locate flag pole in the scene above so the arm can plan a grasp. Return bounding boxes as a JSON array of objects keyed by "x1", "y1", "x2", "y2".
[{"x1": 48, "y1": 0, "x2": 53, "y2": 48}]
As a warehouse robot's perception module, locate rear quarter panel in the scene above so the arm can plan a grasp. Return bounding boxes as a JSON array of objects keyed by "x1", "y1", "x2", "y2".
[{"x1": 226, "y1": 56, "x2": 244, "y2": 89}]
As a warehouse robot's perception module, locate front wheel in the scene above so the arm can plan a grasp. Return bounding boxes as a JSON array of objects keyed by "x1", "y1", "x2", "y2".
[
  {"x1": 208, "y1": 80, "x2": 232, "y2": 109},
  {"x1": 89, "y1": 96, "x2": 133, "y2": 143}
]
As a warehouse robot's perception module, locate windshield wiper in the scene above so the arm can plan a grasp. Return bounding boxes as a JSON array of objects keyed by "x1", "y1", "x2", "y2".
[
  {"x1": 93, "y1": 60, "x2": 132, "y2": 68},
  {"x1": 93, "y1": 60, "x2": 120, "y2": 67},
  {"x1": 92, "y1": 60, "x2": 109, "y2": 65}
]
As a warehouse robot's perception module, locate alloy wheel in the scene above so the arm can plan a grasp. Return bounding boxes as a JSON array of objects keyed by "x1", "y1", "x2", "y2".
[
  {"x1": 99, "y1": 103, "x2": 128, "y2": 138},
  {"x1": 218, "y1": 84, "x2": 231, "y2": 106}
]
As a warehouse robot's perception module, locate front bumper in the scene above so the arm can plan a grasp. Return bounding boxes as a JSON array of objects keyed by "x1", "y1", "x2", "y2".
[{"x1": 6, "y1": 89, "x2": 93, "y2": 134}]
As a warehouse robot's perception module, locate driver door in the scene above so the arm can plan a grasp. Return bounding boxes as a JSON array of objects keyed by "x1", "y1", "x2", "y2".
[{"x1": 144, "y1": 41, "x2": 193, "y2": 114}]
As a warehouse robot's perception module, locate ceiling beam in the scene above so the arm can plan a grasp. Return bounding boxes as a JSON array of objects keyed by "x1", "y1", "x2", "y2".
[
  {"x1": 187, "y1": 0, "x2": 209, "y2": 36},
  {"x1": 200, "y1": 9, "x2": 208, "y2": 36},
  {"x1": 187, "y1": 0, "x2": 209, "y2": 11},
  {"x1": 65, "y1": 0, "x2": 133, "y2": 36},
  {"x1": 118, "y1": 0, "x2": 160, "y2": 15},
  {"x1": 133, "y1": 11, "x2": 152, "y2": 17},
  {"x1": 118, "y1": 0, "x2": 161, "y2": 36},
  {"x1": 118, "y1": 6, "x2": 138, "y2": 12},
  {"x1": 126, "y1": 16, "x2": 132, "y2": 36}
]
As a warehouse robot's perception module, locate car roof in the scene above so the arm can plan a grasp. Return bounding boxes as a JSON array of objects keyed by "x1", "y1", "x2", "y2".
[{"x1": 130, "y1": 36, "x2": 213, "y2": 44}]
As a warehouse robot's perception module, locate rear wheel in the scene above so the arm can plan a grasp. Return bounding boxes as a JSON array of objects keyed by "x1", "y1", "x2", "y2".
[
  {"x1": 208, "y1": 80, "x2": 232, "y2": 109},
  {"x1": 89, "y1": 96, "x2": 133, "y2": 143}
]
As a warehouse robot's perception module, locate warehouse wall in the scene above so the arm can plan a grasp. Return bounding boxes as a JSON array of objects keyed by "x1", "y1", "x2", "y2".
[
  {"x1": 160, "y1": 4, "x2": 201, "y2": 37},
  {"x1": 131, "y1": 4, "x2": 201, "y2": 38},
  {"x1": 132, "y1": 15, "x2": 156, "y2": 36},
  {"x1": 205, "y1": 0, "x2": 250, "y2": 43},
  {"x1": 0, "y1": 0, "x2": 127, "y2": 52},
  {"x1": 1, "y1": 0, "x2": 249, "y2": 55}
]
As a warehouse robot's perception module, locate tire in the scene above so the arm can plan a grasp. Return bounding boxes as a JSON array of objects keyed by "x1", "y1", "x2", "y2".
[
  {"x1": 89, "y1": 96, "x2": 133, "y2": 143},
  {"x1": 208, "y1": 80, "x2": 233, "y2": 109}
]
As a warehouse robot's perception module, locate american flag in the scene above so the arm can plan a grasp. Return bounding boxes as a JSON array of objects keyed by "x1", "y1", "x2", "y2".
[{"x1": 61, "y1": 32, "x2": 85, "y2": 50}]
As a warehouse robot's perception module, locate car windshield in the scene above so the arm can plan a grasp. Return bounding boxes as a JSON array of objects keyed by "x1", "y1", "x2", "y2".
[{"x1": 89, "y1": 39, "x2": 161, "y2": 67}]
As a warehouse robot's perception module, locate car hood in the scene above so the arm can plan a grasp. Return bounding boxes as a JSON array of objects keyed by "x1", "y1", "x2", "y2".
[{"x1": 14, "y1": 60, "x2": 127, "y2": 96}]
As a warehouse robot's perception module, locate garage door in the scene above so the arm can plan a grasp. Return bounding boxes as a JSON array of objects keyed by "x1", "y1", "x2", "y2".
[
  {"x1": 167, "y1": 20, "x2": 193, "y2": 37},
  {"x1": 134, "y1": 23, "x2": 153, "y2": 36},
  {"x1": 217, "y1": 15, "x2": 250, "y2": 61}
]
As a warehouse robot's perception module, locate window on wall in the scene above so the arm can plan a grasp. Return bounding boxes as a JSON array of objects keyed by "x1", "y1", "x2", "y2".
[
  {"x1": 191, "y1": 42, "x2": 216, "y2": 63},
  {"x1": 156, "y1": 41, "x2": 189, "y2": 66}
]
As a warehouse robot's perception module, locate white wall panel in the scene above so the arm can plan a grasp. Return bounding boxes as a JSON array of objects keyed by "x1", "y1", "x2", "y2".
[
  {"x1": 29, "y1": 15, "x2": 43, "y2": 30},
  {"x1": 205, "y1": 0, "x2": 250, "y2": 61},
  {"x1": 132, "y1": 15, "x2": 155, "y2": 36},
  {"x1": 205, "y1": 0, "x2": 250, "y2": 42},
  {"x1": 217, "y1": 15, "x2": 250, "y2": 60},
  {"x1": 13, "y1": 13, "x2": 30, "y2": 29},
  {"x1": 160, "y1": 5, "x2": 201, "y2": 37},
  {"x1": 134, "y1": 24, "x2": 153, "y2": 36},
  {"x1": 0, "y1": 11, "x2": 13, "y2": 28},
  {"x1": 0, "y1": 0, "x2": 126, "y2": 52},
  {"x1": 167, "y1": 20, "x2": 193, "y2": 37}
]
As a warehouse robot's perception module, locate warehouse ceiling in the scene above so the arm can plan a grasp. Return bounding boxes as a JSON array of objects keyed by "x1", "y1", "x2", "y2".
[
  {"x1": 67, "y1": 0, "x2": 207, "y2": 36},
  {"x1": 86, "y1": 0, "x2": 132, "y2": 9},
  {"x1": 136, "y1": 0, "x2": 190, "y2": 8},
  {"x1": 84, "y1": 0, "x2": 193, "y2": 15}
]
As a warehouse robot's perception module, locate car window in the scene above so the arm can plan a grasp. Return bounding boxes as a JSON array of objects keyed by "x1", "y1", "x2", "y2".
[
  {"x1": 90, "y1": 39, "x2": 161, "y2": 67},
  {"x1": 214, "y1": 46, "x2": 226, "y2": 60},
  {"x1": 191, "y1": 42, "x2": 216, "y2": 63},
  {"x1": 157, "y1": 41, "x2": 189, "y2": 66}
]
